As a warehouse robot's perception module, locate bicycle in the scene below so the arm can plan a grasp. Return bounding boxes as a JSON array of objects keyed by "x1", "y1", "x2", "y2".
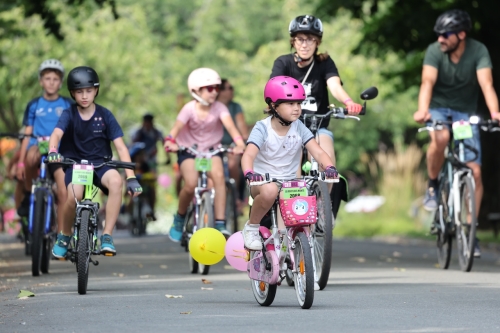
[
  {"x1": 53, "y1": 157, "x2": 136, "y2": 294},
  {"x1": 129, "y1": 172, "x2": 156, "y2": 236},
  {"x1": 176, "y1": 145, "x2": 234, "y2": 275},
  {"x1": 247, "y1": 172, "x2": 335, "y2": 309},
  {"x1": 418, "y1": 116, "x2": 499, "y2": 272},
  {"x1": 294, "y1": 86, "x2": 378, "y2": 289}
]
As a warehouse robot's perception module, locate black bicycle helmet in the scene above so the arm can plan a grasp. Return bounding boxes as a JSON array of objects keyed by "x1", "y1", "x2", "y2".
[
  {"x1": 434, "y1": 9, "x2": 472, "y2": 34},
  {"x1": 67, "y1": 66, "x2": 100, "y2": 91},
  {"x1": 289, "y1": 15, "x2": 323, "y2": 37}
]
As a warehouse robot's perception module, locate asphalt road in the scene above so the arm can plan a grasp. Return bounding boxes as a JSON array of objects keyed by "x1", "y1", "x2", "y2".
[{"x1": 1, "y1": 231, "x2": 500, "y2": 333}]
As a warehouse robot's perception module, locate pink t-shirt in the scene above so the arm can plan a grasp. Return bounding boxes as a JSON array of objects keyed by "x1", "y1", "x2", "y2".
[{"x1": 176, "y1": 100, "x2": 230, "y2": 152}]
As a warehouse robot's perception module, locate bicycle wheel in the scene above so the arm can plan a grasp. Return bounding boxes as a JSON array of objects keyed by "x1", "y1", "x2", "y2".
[
  {"x1": 436, "y1": 175, "x2": 452, "y2": 269},
  {"x1": 456, "y1": 176, "x2": 476, "y2": 272},
  {"x1": 250, "y1": 251, "x2": 277, "y2": 306},
  {"x1": 310, "y1": 181, "x2": 332, "y2": 290},
  {"x1": 31, "y1": 190, "x2": 45, "y2": 277},
  {"x1": 77, "y1": 209, "x2": 91, "y2": 294},
  {"x1": 225, "y1": 179, "x2": 238, "y2": 234},
  {"x1": 190, "y1": 192, "x2": 214, "y2": 275},
  {"x1": 294, "y1": 231, "x2": 315, "y2": 309}
]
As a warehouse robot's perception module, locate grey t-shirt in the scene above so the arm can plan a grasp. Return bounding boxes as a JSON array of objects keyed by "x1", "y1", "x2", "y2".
[
  {"x1": 424, "y1": 38, "x2": 492, "y2": 114},
  {"x1": 248, "y1": 116, "x2": 314, "y2": 179}
]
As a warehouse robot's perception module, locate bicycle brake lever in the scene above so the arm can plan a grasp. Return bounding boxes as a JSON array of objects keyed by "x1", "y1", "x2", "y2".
[{"x1": 345, "y1": 115, "x2": 360, "y2": 121}]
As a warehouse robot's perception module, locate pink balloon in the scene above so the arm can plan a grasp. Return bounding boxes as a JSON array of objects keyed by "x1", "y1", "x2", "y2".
[
  {"x1": 157, "y1": 173, "x2": 171, "y2": 188},
  {"x1": 3, "y1": 208, "x2": 16, "y2": 222},
  {"x1": 224, "y1": 231, "x2": 249, "y2": 272}
]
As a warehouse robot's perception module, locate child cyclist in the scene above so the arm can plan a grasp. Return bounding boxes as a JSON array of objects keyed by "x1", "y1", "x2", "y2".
[
  {"x1": 164, "y1": 68, "x2": 246, "y2": 241},
  {"x1": 16, "y1": 59, "x2": 73, "y2": 236},
  {"x1": 48, "y1": 66, "x2": 142, "y2": 257},
  {"x1": 241, "y1": 76, "x2": 338, "y2": 249}
]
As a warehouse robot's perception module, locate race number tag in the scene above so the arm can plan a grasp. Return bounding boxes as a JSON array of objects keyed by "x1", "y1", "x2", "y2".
[
  {"x1": 195, "y1": 157, "x2": 212, "y2": 172},
  {"x1": 452, "y1": 121, "x2": 473, "y2": 140},
  {"x1": 72, "y1": 164, "x2": 94, "y2": 185},
  {"x1": 282, "y1": 180, "x2": 307, "y2": 199}
]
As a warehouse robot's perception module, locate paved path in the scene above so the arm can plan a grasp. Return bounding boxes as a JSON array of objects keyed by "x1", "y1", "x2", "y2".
[{"x1": 1, "y1": 232, "x2": 500, "y2": 332}]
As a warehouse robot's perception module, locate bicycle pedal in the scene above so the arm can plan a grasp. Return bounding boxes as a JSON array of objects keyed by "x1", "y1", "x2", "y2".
[{"x1": 102, "y1": 252, "x2": 116, "y2": 257}]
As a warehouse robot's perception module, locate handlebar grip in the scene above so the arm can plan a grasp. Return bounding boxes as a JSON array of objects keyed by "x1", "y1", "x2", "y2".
[{"x1": 359, "y1": 107, "x2": 366, "y2": 116}]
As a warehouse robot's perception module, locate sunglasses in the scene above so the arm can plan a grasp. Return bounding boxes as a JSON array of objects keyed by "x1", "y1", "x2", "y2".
[
  {"x1": 436, "y1": 31, "x2": 456, "y2": 39},
  {"x1": 202, "y1": 85, "x2": 220, "y2": 93}
]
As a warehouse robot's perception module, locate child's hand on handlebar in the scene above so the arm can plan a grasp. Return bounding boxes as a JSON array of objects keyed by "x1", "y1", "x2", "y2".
[
  {"x1": 126, "y1": 176, "x2": 142, "y2": 197},
  {"x1": 164, "y1": 141, "x2": 179, "y2": 153},
  {"x1": 324, "y1": 165, "x2": 339, "y2": 179},
  {"x1": 48, "y1": 152, "x2": 63, "y2": 163},
  {"x1": 413, "y1": 110, "x2": 431, "y2": 124},
  {"x1": 232, "y1": 144, "x2": 245, "y2": 155},
  {"x1": 244, "y1": 170, "x2": 263, "y2": 182}
]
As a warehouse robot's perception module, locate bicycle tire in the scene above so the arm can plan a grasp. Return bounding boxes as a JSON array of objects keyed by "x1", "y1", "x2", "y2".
[
  {"x1": 31, "y1": 190, "x2": 45, "y2": 277},
  {"x1": 192, "y1": 192, "x2": 214, "y2": 275},
  {"x1": 250, "y1": 251, "x2": 277, "y2": 306},
  {"x1": 41, "y1": 235, "x2": 54, "y2": 274},
  {"x1": 436, "y1": 175, "x2": 452, "y2": 269},
  {"x1": 225, "y1": 179, "x2": 238, "y2": 234},
  {"x1": 310, "y1": 181, "x2": 333, "y2": 290},
  {"x1": 294, "y1": 231, "x2": 315, "y2": 309},
  {"x1": 77, "y1": 209, "x2": 91, "y2": 294},
  {"x1": 456, "y1": 176, "x2": 476, "y2": 272},
  {"x1": 130, "y1": 198, "x2": 141, "y2": 237}
]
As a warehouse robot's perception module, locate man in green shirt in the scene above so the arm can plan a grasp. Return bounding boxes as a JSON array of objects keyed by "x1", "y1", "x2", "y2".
[{"x1": 414, "y1": 9, "x2": 500, "y2": 257}]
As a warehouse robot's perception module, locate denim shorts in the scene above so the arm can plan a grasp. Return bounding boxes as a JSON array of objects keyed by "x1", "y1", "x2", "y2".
[
  {"x1": 427, "y1": 108, "x2": 481, "y2": 165},
  {"x1": 317, "y1": 128, "x2": 334, "y2": 141}
]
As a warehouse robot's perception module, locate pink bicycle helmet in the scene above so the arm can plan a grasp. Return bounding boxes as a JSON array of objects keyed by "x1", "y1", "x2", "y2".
[{"x1": 264, "y1": 76, "x2": 306, "y2": 105}]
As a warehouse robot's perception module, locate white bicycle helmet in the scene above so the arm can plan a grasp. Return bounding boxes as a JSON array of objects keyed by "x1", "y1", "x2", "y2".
[
  {"x1": 38, "y1": 59, "x2": 64, "y2": 79},
  {"x1": 187, "y1": 68, "x2": 221, "y2": 105}
]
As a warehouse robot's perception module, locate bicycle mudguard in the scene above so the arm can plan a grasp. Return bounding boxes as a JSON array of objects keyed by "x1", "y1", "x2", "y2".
[{"x1": 248, "y1": 250, "x2": 279, "y2": 284}]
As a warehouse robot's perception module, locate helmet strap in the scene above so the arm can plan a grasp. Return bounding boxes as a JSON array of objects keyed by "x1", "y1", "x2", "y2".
[
  {"x1": 445, "y1": 34, "x2": 463, "y2": 55},
  {"x1": 190, "y1": 91, "x2": 210, "y2": 106},
  {"x1": 271, "y1": 106, "x2": 292, "y2": 126}
]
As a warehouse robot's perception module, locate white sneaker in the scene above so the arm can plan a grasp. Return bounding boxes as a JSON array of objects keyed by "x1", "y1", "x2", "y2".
[
  {"x1": 243, "y1": 222, "x2": 261, "y2": 250},
  {"x1": 314, "y1": 282, "x2": 320, "y2": 291}
]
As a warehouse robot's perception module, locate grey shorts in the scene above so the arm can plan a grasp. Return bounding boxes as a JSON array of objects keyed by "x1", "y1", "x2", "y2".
[{"x1": 427, "y1": 108, "x2": 481, "y2": 165}]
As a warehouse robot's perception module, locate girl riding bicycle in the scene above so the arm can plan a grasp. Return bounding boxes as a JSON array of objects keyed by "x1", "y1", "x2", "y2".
[
  {"x1": 241, "y1": 76, "x2": 338, "y2": 251},
  {"x1": 164, "y1": 68, "x2": 246, "y2": 241}
]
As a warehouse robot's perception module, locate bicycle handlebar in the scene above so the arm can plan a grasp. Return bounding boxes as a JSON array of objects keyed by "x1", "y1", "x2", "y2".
[
  {"x1": 176, "y1": 145, "x2": 235, "y2": 157},
  {"x1": 418, "y1": 117, "x2": 500, "y2": 133},
  {"x1": 46, "y1": 157, "x2": 136, "y2": 170},
  {"x1": 0, "y1": 133, "x2": 38, "y2": 141},
  {"x1": 249, "y1": 173, "x2": 338, "y2": 186}
]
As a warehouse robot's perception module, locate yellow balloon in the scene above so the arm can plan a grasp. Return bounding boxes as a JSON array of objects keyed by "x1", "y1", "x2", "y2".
[{"x1": 189, "y1": 228, "x2": 227, "y2": 265}]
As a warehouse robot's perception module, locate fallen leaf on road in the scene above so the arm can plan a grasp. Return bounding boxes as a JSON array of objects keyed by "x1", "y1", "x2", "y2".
[
  {"x1": 7, "y1": 279, "x2": 19, "y2": 282},
  {"x1": 165, "y1": 294, "x2": 183, "y2": 298},
  {"x1": 112, "y1": 273, "x2": 125, "y2": 277},
  {"x1": 201, "y1": 279, "x2": 212, "y2": 284},
  {"x1": 201, "y1": 287, "x2": 213, "y2": 291},
  {"x1": 140, "y1": 275, "x2": 151, "y2": 279},
  {"x1": 137, "y1": 264, "x2": 143, "y2": 268},
  {"x1": 17, "y1": 290, "x2": 35, "y2": 298},
  {"x1": 393, "y1": 267, "x2": 406, "y2": 272},
  {"x1": 160, "y1": 265, "x2": 168, "y2": 269},
  {"x1": 224, "y1": 265, "x2": 235, "y2": 270},
  {"x1": 434, "y1": 263, "x2": 440, "y2": 268},
  {"x1": 392, "y1": 251, "x2": 402, "y2": 257},
  {"x1": 350, "y1": 257, "x2": 366, "y2": 263},
  {"x1": 180, "y1": 311, "x2": 192, "y2": 315}
]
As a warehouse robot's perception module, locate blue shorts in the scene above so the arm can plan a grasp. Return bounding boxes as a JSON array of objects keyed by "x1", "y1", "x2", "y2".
[
  {"x1": 64, "y1": 165, "x2": 115, "y2": 195},
  {"x1": 317, "y1": 128, "x2": 334, "y2": 141},
  {"x1": 427, "y1": 108, "x2": 481, "y2": 165}
]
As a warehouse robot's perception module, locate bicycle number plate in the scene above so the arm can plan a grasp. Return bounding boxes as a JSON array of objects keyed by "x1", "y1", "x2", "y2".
[
  {"x1": 452, "y1": 121, "x2": 473, "y2": 140},
  {"x1": 195, "y1": 157, "x2": 212, "y2": 172},
  {"x1": 282, "y1": 180, "x2": 307, "y2": 199},
  {"x1": 72, "y1": 164, "x2": 94, "y2": 185}
]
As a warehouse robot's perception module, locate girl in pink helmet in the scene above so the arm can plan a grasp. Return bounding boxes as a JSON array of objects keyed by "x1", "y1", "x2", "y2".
[
  {"x1": 241, "y1": 76, "x2": 338, "y2": 249},
  {"x1": 164, "y1": 68, "x2": 246, "y2": 241}
]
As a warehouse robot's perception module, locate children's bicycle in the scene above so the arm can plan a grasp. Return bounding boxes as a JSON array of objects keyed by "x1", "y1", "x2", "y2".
[
  {"x1": 55, "y1": 157, "x2": 135, "y2": 294},
  {"x1": 247, "y1": 173, "x2": 335, "y2": 309},
  {"x1": 177, "y1": 145, "x2": 234, "y2": 275}
]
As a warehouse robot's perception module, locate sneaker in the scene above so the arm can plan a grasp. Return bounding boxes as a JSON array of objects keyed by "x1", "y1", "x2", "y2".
[
  {"x1": 169, "y1": 213, "x2": 185, "y2": 242},
  {"x1": 52, "y1": 233, "x2": 71, "y2": 258},
  {"x1": 314, "y1": 282, "x2": 320, "y2": 291},
  {"x1": 423, "y1": 187, "x2": 438, "y2": 211},
  {"x1": 242, "y1": 222, "x2": 261, "y2": 250},
  {"x1": 100, "y1": 234, "x2": 116, "y2": 254},
  {"x1": 474, "y1": 238, "x2": 481, "y2": 258},
  {"x1": 215, "y1": 222, "x2": 231, "y2": 239}
]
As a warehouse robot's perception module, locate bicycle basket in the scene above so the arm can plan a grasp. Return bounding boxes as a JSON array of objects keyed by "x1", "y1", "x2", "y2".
[{"x1": 279, "y1": 195, "x2": 317, "y2": 227}]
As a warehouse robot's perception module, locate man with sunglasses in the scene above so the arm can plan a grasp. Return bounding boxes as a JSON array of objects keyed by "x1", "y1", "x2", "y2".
[{"x1": 413, "y1": 9, "x2": 500, "y2": 257}]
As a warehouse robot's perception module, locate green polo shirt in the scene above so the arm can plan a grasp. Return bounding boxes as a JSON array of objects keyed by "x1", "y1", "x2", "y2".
[{"x1": 424, "y1": 38, "x2": 492, "y2": 114}]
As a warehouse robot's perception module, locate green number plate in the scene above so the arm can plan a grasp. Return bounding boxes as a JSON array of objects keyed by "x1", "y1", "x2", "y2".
[
  {"x1": 72, "y1": 165, "x2": 94, "y2": 185},
  {"x1": 452, "y1": 122, "x2": 473, "y2": 140},
  {"x1": 282, "y1": 187, "x2": 308, "y2": 199},
  {"x1": 38, "y1": 141, "x2": 49, "y2": 155},
  {"x1": 195, "y1": 157, "x2": 212, "y2": 172}
]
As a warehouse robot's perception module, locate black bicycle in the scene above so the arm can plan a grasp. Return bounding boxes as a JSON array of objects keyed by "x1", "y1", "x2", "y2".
[{"x1": 54, "y1": 157, "x2": 135, "y2": 294}]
